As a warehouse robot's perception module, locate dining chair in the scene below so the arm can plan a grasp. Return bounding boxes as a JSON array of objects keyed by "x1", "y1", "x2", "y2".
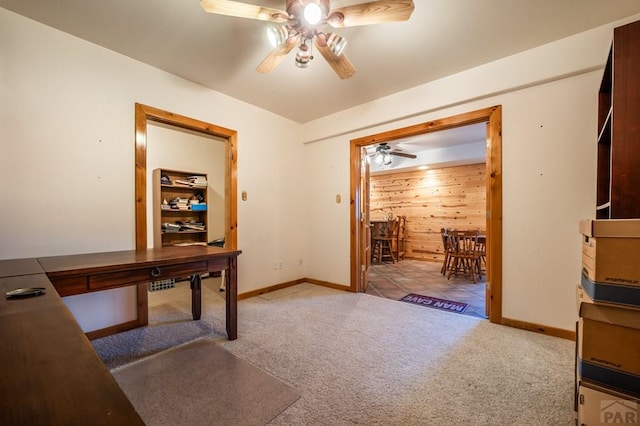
[
  {"x1": 370, "y1": 220, "x2": 382, "y2": 264},
  {"x1": 372, "y1": 218, "x2": 398, "y2": 264},
  {"x1": 445, "y1": 229, "x2": 482, "y2": 283},
  {"x1": 475, "y1": 235, "x2": 487, "y2": 277},
  {"x1": 395, "y1": 215, "x2": 407, "y2": 261},
  {"x1": 440, "y1": 227, "x2": 453, "y2": 275}
]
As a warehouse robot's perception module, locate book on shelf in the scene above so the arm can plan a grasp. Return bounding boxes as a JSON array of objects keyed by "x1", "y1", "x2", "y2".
[
  {"x1": 181, "y1": 223, "x2": 206, "y2": 231},
  {"x1": 173, "y1": 176, "x2": 207, "y2": 187},
  {"x1": 162, "y1": 223, "x2": 181, "y2": 233},
  {"x1": 169, "y1": 197, "x2": 190, "y2": 210},
  {"x1": 187, "y1": 175, "x2": 208, "y2": 187}
]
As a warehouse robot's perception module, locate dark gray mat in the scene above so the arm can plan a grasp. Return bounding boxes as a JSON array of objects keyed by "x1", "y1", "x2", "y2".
[
  {"x1": 112, "y1": 339, "x2": 300, "y2": 426},
  {"x1": 92, "y1": 303, "x2": 221, "y2": 369}
]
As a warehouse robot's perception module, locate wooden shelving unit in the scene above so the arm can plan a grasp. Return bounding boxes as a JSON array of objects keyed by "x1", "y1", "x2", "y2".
[
  {"x1": 596, "y1": 20, "x2": 640, "y2": 219},
  {"x1": 153, "y1": 168, "x2": 209, "y2": 247}
]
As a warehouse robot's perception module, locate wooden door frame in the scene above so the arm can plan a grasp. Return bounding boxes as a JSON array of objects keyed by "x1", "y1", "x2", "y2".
[
  {"x1": 349, "y1": 106, "x2": 503, "y2": 324},
  {"x1": 360, "y1": 147, "x2": 371, "y2": 292},
  {"x1": 134, "y1": 103, "x2": 238, "y2": 327}
]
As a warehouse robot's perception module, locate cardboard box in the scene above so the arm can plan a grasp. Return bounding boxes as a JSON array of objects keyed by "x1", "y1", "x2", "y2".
[
  {"x1": 578, "y1": 303, "x2": 640, "y2": 398},
  {"x1": 577, "y1": 283, "x2": 589, "y2": 312},
  {"x1": 577, "y1": 382, "x2": 639, "y2": 425},
  {"x1": 578, "y1": 281, "x2": 640, "y2": 311},
  {"x1": 580, "y1": 219, "x2": 640, "y2": 238},
  {"x1": 580, "y1": 219, "x2": 640, "y2": 308}
]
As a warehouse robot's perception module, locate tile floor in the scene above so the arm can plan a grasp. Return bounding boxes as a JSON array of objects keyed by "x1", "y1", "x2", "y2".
[{"x1": 366, "y1": 258, "x2": 487, "y2": 319}]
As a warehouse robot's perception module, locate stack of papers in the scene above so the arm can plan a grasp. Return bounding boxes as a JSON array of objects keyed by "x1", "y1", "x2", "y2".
[{"x1": 187, "y1": 175, "x2": 208, "y2": 187}]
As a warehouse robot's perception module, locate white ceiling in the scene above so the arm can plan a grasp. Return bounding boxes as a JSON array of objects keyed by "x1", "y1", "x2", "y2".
[{"x1": 2, "y1": 1, "x2": 640, "y2": 123}]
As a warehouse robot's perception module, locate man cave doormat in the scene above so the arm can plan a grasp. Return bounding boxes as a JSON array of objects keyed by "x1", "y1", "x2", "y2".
[{"x1": 399, "y1": 293, "x2": 468, "y2": 314}]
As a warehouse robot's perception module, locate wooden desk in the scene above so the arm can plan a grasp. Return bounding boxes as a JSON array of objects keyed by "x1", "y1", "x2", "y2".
[
  {"x1": 0, "y1": 269, "x2": 144, "y2": 424},
  {"x1": 0, "y1": 246, "x2": 241, "y2": 424},
  {"x1": 38, "y1": 246, "x2": 242, "y2": 340},
  {"x1": 0, "y1": 257, "x2": 44, "y2": 278}
]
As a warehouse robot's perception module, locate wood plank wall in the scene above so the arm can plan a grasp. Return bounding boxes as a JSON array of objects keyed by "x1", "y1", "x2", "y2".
[{"x1": 370, "y1": 163, "x2": 486, "y2": 263}]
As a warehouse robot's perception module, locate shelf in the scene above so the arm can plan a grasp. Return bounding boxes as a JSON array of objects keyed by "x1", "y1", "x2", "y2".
[
  {"x1": 160, "y1": 209, "x2": 206, "y2": 213},
  {"x1": 162, "y1": 230, "x2": 207, "y2": 235},
  {"x1": 596, "y1": 107, "x2": 612, "y2": 144},
  {"x1": 154, "y1": 168, "x2": 209, "y2": 248},
  {"x1": 161, "y1": 184, "x2": 208, "y2": 189},
  {"x1": 594, "y1": 20, "x2": 640, "y2": 219}
]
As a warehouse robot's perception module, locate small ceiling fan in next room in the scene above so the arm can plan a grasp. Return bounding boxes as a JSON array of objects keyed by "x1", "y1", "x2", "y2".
[
  {"x1": 370, "y1": 143, "x2": 417, "y2": 165},
  {"x1": 200, "y1": 0, "x2": 415, "y2": 79}
]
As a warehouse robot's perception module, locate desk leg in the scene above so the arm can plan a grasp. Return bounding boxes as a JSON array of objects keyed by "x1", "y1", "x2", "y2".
[
  {"x1": 226, "y1": 257, "x2": 238, "y2": 340},
  {"x1": 190, "y1": 274, "x2": 202, "y2": 320}
]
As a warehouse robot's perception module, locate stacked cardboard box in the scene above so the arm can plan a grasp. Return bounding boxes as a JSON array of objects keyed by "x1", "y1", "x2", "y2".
[{"x1": 576, "y1": 219, "x2": 640, "y2": 425}]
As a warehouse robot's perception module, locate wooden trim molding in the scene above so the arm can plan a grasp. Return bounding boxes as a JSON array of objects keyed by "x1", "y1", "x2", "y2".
[
  {"x1": 350, "y1": 106, "x2": 503, "y2": 324},
  {"x1": 486, "y1": 106, "x2": 502, "y2": 323},
  {"x1": 305, "y1": 278, "x2": 353, "y2": 292},
  {"x1": 133, "y1": 103, "x2": 238, "y2": 329},
  {"x1": 239, "y1": 279, "x2": 307, "y2": 300},
  {"x1": 134, "y1": 103, "x2": 238, "y2": 250},
  {"x1": 501, "y1": 317, "x2": 576, "y2": 341},
  {"x1": 86, "y1": 319, "x2": 141, "y2": 340},
  {"x1": 239, "y1": 278, "x2": 351, "y2": 300}
]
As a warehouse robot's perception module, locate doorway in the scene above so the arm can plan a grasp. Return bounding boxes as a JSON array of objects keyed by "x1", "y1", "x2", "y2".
[
  {"x1": 133, "y1": 103, "x2": 238, "y2": 328},
  {"x1": 367, "y1": 158, "x2": 487, "y2": 318},
  {"x1": 349, "y1": 106, "x2": 503, "y2": 324}
]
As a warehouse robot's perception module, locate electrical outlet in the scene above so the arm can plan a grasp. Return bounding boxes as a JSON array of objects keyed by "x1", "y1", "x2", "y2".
[
  {"x1": 272, "y1": 261, "x2": 279, "y2": 270},
  {"x1": 298, "y1": 258, "x2": 304, "y2": 266}
]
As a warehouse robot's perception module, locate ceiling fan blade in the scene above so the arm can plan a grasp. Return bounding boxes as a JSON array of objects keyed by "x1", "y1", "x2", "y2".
[
  {"x1": 328, "y1": 0, "x2": 415, "y2": 28},
  {"x1": 200, "y1": 0, "x2": 288, "y2": 23},
  {"x1": 314, "y1": 38, "x2": 357, "y2": 79},
  {"x1": 256, "y1": 35, "x2": 300, "y2": 73},
  {"x1": 390, "y1": 151, "x2": 417, "y2": 159}
]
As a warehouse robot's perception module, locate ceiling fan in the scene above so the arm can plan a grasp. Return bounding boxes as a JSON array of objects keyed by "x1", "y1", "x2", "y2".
[
  {"x1": 370, "y1": 142, "x2": 417, "y2": 165},
  {"x1": 200, "y1": 0, "x2": 415, "y2": 79}
]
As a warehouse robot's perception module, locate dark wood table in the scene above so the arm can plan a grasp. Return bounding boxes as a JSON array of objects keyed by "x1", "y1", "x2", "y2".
[
  {"x1": 38, "y1": 245, "x2": 242, "y2": 340},
  {"x1": 0, "y1": 246, "x2": 241, "y2": 424},
  {"x1": 0, "y1": 269, "x2": 144, "y2": 424}
]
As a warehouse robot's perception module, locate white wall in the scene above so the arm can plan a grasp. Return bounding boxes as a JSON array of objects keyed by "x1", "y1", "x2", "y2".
[
  {"x1": 0, "y1": 8, "x2": 307, "y2": 331},
  {"x1": 301, "y1": 14, "x2": 640, "y2": 332}
]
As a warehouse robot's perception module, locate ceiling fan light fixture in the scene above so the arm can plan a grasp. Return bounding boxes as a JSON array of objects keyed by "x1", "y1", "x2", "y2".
[
  {"x1": 267, "y1": 25, "x2": 288, "y2": 47},
  {"x1": 374, "y1": 152, "x2": 384, "y2": 165},
  {"x1": 326, "y1": 33, "x2": 347, "y2": 56},
  {"x1": 383, "y1": 153, "x2": 392, "y2": 165},
  {"x1": 374, "y1": 151, "x2": 392, "y2": 166},
  {"x1": 302, "y1": 2, "x2": 322, "y2": 25}
]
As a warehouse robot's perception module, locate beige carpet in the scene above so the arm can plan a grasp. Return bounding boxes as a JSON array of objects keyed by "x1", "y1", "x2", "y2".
[
  {"x1": 95, "y1": 278, "x2": 575, "y2": 425},
  {"x1": 112, "y1": 339, "x2": 300, "y2": 426}
]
